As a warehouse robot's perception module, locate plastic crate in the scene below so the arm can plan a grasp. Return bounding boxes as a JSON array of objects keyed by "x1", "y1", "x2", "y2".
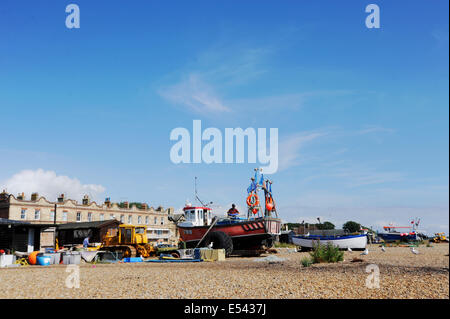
[
  {"x1": 62, "y1": 252, "x2": 81, "y2": 264},
  {"x1": 123, "y1": 257, "x2": 143, "y2": 263}
]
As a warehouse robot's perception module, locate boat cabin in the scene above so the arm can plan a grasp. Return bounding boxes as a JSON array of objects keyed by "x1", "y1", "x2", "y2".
[
  {"x1": 383, "y1": 226, "x2": 414, "y2": 234},
  {"x1": 180, "y1": 206, "x2": 212, "y2": 227}
]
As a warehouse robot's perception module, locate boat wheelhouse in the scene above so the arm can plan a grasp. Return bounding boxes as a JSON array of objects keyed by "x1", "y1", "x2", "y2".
[{"x1": 178, "y1": 206, "x2": 213, "y2": 227}]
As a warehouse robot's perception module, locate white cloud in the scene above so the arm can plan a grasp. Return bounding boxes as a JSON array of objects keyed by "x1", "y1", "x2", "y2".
[
  {"x1": 357, "y1": 125, "x2": 395, "y2": 135},
  {"x1": 278, "y1": 131, "x2": 328, "y2": 171},
  {"x1": 1, "y1": 169, "x2": 106, "y2": 202},
  {"x1": 229, "y1": 93, "x2": 306, "y2": 111},
  {"x1": 158, "y1": 73, "x2": 231, "y2": 114},
  {"x1": 330, "y1": 165, "x2": 403, "y2": 187},
  {"x1": 431, "y1": 28, "x2": 449, "y2": 48}
]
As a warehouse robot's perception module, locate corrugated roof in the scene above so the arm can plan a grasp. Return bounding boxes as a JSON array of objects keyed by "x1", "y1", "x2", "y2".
[
  {"x1": 0, "y1": 218, "x2": 55, "y2": 228},
  {"x1": 0, "y1": 218, "x2": 30, "y2": 225},
  {"x1": 56, "y1": 220, "x2": 120, "y2": 230}
]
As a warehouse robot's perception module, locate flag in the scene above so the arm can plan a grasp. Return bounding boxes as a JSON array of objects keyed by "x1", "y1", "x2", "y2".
[{"x1": 247, "y1": 181, "x2": 256, "y2": 194}]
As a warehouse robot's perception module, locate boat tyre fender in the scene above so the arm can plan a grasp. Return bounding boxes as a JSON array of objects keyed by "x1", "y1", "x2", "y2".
[
  {"x1": 204, "y1": 231, "x2": 234, "y2": 257},
  {"x1": 263, "y1": 236, "x2": 274, "y2": 249}
]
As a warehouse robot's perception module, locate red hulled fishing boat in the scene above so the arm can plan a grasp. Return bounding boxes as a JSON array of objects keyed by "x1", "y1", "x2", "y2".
[{"x1": 177, "y1": 169, "x2": 281, "y2": 256}]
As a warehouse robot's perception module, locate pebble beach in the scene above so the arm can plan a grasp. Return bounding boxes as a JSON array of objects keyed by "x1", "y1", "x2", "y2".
[{"x1": 0, "y1": 243, "x2": 448, "y2": 299}]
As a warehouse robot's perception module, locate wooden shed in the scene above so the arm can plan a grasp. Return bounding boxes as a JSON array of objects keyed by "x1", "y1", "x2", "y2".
[{"x1": 0, "y1": 218, "x2": 54, "y2": 252}]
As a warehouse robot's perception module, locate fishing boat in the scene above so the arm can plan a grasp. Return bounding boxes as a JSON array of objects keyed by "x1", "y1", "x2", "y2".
[
  {"x1": 176, "y1": 169, "x2": 282, "y2": 256},
  {"x1": 377, "y1": 219, "x2": 421, "y2": 242},
  {"x1": 292, "y1": 231, "x2": 367, "y2": 250}
]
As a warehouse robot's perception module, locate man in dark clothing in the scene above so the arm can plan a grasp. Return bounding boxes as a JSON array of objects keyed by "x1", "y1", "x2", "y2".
[{"x1": 227, "y1": 204, "x2": 239, "y2": 218}]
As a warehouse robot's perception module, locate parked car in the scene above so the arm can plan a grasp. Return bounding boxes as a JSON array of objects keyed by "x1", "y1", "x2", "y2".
[{"x1": 156, "y1": 243, "x2": 177, "y2": 248}]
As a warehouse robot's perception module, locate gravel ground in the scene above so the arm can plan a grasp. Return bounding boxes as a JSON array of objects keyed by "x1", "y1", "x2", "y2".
[{"x1": 0, "y1": 243, "x2": 448, "y2": 299}]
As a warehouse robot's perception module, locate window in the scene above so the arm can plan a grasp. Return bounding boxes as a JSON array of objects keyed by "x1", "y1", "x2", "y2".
[
  {"x1": 99, "y1": 213, "x2": 104, "y2": 221},
  {"x1": 138, "y1": 216, "x2": 142, "y2": 224},
  {"x1": 110, "y1": 214, "x2": 115, "y2": 220},
  {"x1": 154, "y1": 217, "x2": 157, "y2": 224},
  {"x1": 20, "y1": 209, "x2": 26, "y2": 219},
  {"x1": 62, "y1": 211, "x2": 67, "y2": 221},
  {"x1": 120, "y1": 215, "x2": 124, "y2": 223},
  {"x1": 128, "y1": 215, "x2": 132, "y2": 224},
  {"x1": 50, "y1": 210, "x2": 55, "y2": 221},
  {"x1": 76, "y1": 212, "x2": 81, "y2": 222},
  {"x1": 145, "y1": 216, "x2": 149, "y2": 224},
  {"x1": 161, "y1": 217, "x2": 164, "y2": 225},
  {"x1": 108, "y1": 227, "x2": 118, "y2": 237},
  {"x1": 88, "y1": 212, "x2": 92, "y2": 222},
  {"x1": 34, "y1": 209, "x2": 40, "y2": 220}
]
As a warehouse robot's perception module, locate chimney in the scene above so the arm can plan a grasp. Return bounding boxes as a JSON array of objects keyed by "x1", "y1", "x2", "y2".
[
  {"x1": 58, "y1": 194, "x2": 65, "y2": 203},
  {"x1": 31, "y1": 193, "x2": 39, "y2": 201},
  {"x1": 123, "y1": 201, "x2": 129, "y2": 209},
  {"x1": 17, "y1": 192, "x2": 25, "y2": 200},
  {"x1": 105, "y1": 197, "x2": 111, "y2": 208},
  {"x1": 82, "y1": 195, "x2": 90, "y2": 205}
]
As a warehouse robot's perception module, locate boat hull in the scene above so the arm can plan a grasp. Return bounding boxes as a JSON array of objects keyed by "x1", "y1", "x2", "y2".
[
  {"x1": 178, "y1": 217, "x2": 281, "y2": 250},
  {"x1": 292, "y1": 234, "x2": 367, "y2": 250},
  {"x1": 377, "y1": 233, "x2": 417, "y2": 242}
]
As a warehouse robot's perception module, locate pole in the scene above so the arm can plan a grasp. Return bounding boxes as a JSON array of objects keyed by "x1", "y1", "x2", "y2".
[{"x1": 53, "y1": 203, "x2": 57, "y2": 249}]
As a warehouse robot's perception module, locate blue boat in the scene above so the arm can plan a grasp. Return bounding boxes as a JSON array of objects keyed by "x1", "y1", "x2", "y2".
[
  {"x1": 377, "y1": 219, "x2": 421, "y2": 242},
  {"x1": 377, "y1": 227, "x2": 418, "y2": 242}
]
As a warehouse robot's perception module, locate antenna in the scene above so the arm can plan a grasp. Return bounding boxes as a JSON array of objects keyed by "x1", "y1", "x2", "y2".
[{"x1": 194, "y1": 177, "x2": 206, "y2": 207}]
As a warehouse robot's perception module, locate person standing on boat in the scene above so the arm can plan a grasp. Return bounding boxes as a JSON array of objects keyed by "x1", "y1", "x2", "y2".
[{"x1": 227, "y1": 204, "x2": 240, "y2": 218}]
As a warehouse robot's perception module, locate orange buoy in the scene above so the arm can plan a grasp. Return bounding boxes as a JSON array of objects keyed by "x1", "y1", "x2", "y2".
[
  {"x1": 265, "y1": 196, "x2": 274, "y2": 211},
  {"x1": 28, "y1": 251, "x2": 40, "y2": 265}
]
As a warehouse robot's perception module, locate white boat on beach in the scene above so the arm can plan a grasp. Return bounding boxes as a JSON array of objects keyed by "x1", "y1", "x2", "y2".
[{"x1": 292, "y1": 233, "x2": 367, "y2": 250}]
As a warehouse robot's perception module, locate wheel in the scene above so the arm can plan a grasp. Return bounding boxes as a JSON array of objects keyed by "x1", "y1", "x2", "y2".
[
  {"x1": 116, "y1": 246, "x2": 136, "y2": 258},
  {"x1": 171, "y1": 252, "x2": 180, "y2": 258},
  {"x1": 203, "y1": 231, "x2": 234, "y2": 257}
]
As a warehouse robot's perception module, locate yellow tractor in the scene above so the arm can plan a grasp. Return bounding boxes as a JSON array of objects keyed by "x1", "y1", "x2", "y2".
[
  {"x1": 432, "y1": 232, "x2": 448, "y2": 243},
  {"x1": 101, "y1": 224, "x2": 156, "y2": 258}
]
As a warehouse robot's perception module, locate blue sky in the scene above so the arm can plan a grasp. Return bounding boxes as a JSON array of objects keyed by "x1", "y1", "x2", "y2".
[{"x1": 0, "y1": 0, "x2": 448, "y2": 234}]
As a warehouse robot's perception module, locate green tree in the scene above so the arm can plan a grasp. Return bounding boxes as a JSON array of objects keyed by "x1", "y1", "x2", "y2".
[
  {"x1": 343, "y1": 221, "x2": 361, "y2": 233},
  {"x1": 118, "y1": 202, "x2": 146, "y2": 209},
  {"x1": 317, "y1": 221, "x2": 335, "y2": 230}
]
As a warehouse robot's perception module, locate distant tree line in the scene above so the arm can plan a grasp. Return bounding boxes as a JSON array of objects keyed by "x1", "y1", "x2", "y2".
[
  {"x1": 285, "y1": 221, "x2": 336, "y2": 230},
  {"x1": 117, "y1": 202, "x2": 147, "y2": 209}
]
